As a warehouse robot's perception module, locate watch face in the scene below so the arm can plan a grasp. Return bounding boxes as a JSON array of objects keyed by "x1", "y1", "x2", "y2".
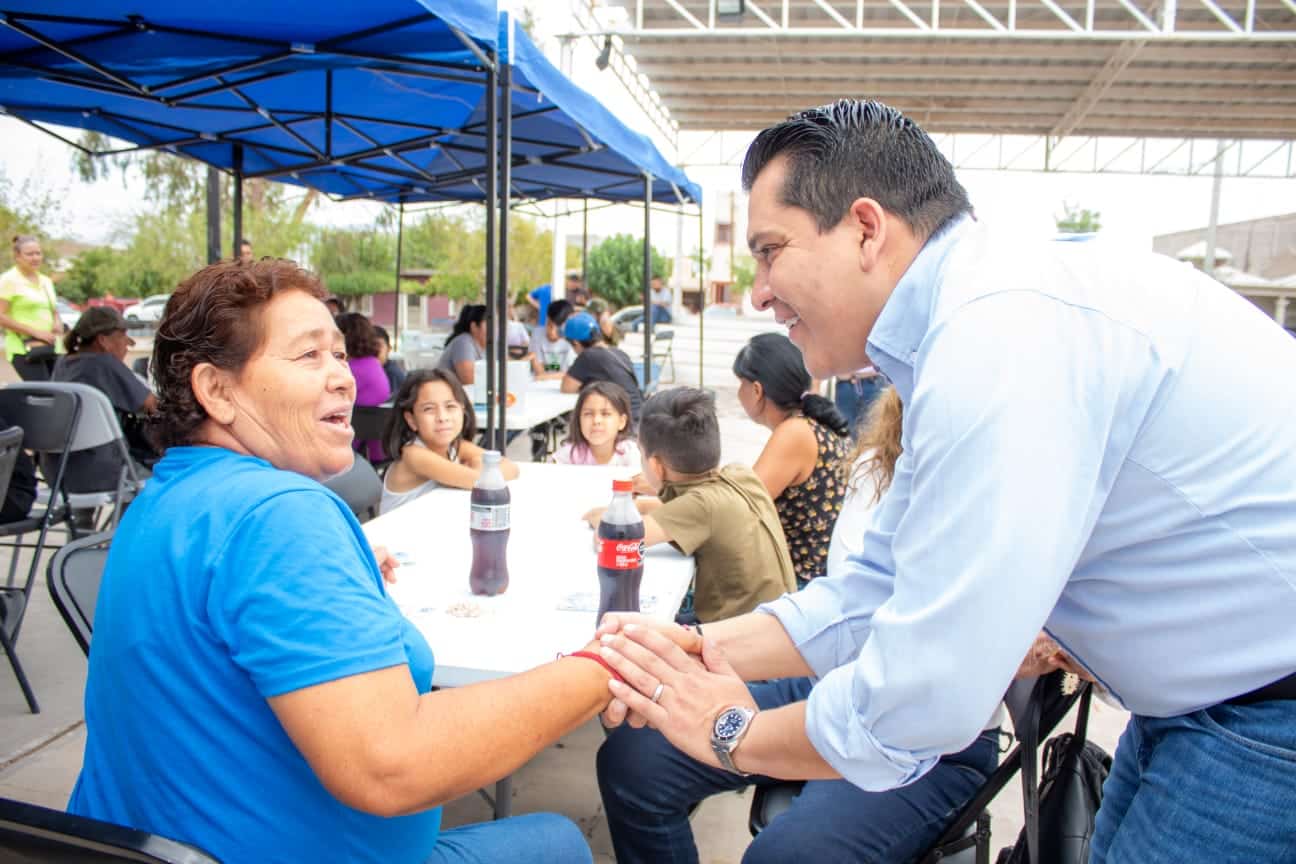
[{"x1": 713, "y1": 708, "x2": 747, "y2": 742}]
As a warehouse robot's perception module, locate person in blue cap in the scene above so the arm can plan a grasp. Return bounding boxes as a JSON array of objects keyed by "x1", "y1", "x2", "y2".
[{"x1": 561, "y1": 311, "x2": 643, "y2": 426}]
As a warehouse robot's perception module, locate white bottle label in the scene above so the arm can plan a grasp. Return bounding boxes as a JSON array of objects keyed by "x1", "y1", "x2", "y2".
[{"x1": 470, "y1": 503, "x2": 510, "y2": 531}]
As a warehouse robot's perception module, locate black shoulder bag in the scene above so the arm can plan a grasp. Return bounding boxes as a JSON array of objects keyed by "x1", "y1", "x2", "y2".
[{"x1": 997, "y1": 680, "x2": 1112, "y2": 864}]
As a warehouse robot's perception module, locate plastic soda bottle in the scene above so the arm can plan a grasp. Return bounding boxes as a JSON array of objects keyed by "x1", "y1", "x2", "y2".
[
  {"x1": 597, "y1": 479, "x2": 644, "y2": 623},
  {"x1": 469, "y1": 451, "x2": 510, "y2": 595}
]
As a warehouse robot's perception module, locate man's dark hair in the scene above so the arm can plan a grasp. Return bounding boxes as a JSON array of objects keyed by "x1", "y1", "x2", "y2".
[
  {"x1": 741, "y1": 99, "x2": 971, "y2": 241},
  {"x1": 638, "y1": 387, "x2": 720, "y2": 475},
  {"x1": 547, "y1": 299, "x2": 574, "y2": 327}
]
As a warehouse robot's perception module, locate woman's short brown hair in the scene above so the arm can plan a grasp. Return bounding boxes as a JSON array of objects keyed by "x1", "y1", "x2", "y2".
[{"x1": 151, "y1": 258, "x2": 326, "y2": 450}]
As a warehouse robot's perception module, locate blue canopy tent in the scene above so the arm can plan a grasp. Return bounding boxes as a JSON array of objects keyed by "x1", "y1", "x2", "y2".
[
  {"x1": 0, "y1": 2, "x2": 701, "y2": 442},
  {"x1": 0, "y1": 0, "x2": 499, "y2": 245},
  {"x1": 352, "y1": 16, "x2": 703, "y2": 434}
]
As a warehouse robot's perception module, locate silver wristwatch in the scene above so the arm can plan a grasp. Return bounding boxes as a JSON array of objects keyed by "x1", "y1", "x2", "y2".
[{"x1": 711, "y1": 705, "x2": 757, "y2": 775}]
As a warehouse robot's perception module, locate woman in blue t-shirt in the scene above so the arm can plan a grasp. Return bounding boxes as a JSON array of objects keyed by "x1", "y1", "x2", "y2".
[{"x1": 69, "y1": 259, "x2": 607, "y2": 864}]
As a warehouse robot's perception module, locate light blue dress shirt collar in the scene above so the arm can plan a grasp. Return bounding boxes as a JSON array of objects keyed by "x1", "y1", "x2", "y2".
[{"x1": 866, "y1": 214, "x2": 975, "y2": 403}]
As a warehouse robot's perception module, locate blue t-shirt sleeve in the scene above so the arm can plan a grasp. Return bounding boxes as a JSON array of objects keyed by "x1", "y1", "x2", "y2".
[{"x1": 207, "y1": 487, "x2": 411, "y2": 698}]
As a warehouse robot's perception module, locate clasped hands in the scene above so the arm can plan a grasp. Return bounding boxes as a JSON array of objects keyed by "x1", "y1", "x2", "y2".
[{"x1": 594, "y1": 614, "x2": 757, "y2": 770}]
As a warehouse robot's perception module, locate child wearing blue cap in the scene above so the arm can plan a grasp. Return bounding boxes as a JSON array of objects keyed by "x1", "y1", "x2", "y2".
[{"x1": 560, "y1": 312, "x2": 643, "y2": 425}]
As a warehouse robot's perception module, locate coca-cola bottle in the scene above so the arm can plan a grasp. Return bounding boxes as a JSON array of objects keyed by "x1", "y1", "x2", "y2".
[
  {"x1": 469, "y1": 451, "x2": 510, "y2": 596},
  {"x1": 597, "y1": 479, "x2": 644, "y2": 623}
]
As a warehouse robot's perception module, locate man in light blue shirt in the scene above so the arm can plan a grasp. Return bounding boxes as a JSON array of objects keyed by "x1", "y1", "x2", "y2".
[{"x1": 596, "y1": 99, "x2": 1296, "y2": 862}]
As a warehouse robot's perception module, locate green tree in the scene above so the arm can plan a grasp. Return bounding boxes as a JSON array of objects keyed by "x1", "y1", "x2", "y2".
[
  {"x1": 0, "y1": 169, "x2": 64, "y2": 256},
  {"x1": 399, "y1": 209, "x2": 552, "y2": 303},
  {"x1": 73, "y1": 131, "x2": 317, "y2": 260},
  {"x1": 1055, "y1": 203, "x2": 1102, "y2": 234},
  {"x1": 58, "y1": 246, "x2": 129, "y2": 303},
  {"x1": 401, "y1": 210, "x2": 485, "y2": 302},
  {"x1": 310, "y1": 225, "x2": 396, "y2": 298},
  {"x1": 505, "y1": 216, "x2": 553, "y2": 304},
  {"x1": 585, "y1": 234, "x2": 671, "y2": 308}
]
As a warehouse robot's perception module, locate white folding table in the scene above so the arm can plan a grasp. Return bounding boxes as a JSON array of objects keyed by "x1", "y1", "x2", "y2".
[
  {"x1": 472, "y1": 378, "x2": 577, "y2": 433},
  {"x1": 361, "y1": 463, "x2": 695, "y2": 819}
]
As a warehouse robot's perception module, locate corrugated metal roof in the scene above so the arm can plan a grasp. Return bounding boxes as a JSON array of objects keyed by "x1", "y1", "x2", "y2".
[{"x1": 602, "y1": 0, "x2": 1296, "y2": 138}]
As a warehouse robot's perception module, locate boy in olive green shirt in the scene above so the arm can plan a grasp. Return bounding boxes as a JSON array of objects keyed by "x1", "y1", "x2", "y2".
[{"x1": 584, "y1": 387, "x2": 796, "y2": 622}]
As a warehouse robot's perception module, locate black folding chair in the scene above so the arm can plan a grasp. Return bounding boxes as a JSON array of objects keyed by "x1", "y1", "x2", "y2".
[
  {"x1": 322, "y1": 453, "x2": 383, "y2": 523},
  {"x1": 0, "y1": 795, "x2": 220, "y2": 863},
  {"x1": 0, "y1": 426, "x2": 24, "y2": 511},
  {"x1": 0, "y1": 385, "x2": 81, "y2": 713},
  {"x1": 36, "y1": 383, "x2": 146, "y2": 533},
  {"x1": 352, "y1": 405, "x2": 393, "y2": 469},
  {"x1": 47, "y1": 530, "x2": 113, "y2": 657}
]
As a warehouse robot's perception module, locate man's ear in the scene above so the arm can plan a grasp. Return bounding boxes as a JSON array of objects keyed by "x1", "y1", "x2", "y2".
[
  {"x1": 848, "y1": 197, "x2": 888, "y2": 274},
  {"x1": 191, "y1": 362, "x2": 237, "y2": 426}
]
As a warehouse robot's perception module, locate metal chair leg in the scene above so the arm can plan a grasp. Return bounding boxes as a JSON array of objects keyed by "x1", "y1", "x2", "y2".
[
  {"x1": 5, "y1": 535, "x2": 21, "y2": 587},
  {"x1": 0, "y1": 625, "x2": 39, "y2": 713}
]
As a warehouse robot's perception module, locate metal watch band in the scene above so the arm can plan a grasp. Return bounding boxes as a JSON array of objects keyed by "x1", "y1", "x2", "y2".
[{"x1": 715, "y1": 745, "x2": 749, "y2": 776}]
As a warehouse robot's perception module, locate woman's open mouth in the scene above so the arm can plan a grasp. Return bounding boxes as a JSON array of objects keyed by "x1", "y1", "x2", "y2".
[{"x1": 321, "y1": 411, "x2": 351, "y2": 429}]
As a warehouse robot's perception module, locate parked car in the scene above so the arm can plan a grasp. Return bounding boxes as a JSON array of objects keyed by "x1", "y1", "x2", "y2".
[
  {"x1": 394, "y1": 329, "x2": 450, "y2": 371},
  {"x1": 124, "y1": 294, "x2": 171, "y2": 326},
  {"x1": 610, "y1": 305, "x2": 646, "y2": 332},
  {"x1": 55, "y1": 299, "x2": 81, "y2": 331},
  {"x1": 85, "y1": 295, "x2": 139, "y2": 315}
]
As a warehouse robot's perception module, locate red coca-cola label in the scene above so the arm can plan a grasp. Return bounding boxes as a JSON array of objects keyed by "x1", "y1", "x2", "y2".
[{"x1": 598, "y1": 538, "x2": 644, "y2": 570}]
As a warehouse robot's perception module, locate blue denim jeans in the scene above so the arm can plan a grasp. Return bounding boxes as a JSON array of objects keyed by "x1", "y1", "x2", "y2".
[
  {"x1": 834, "y1": 375, "x2": 887, "y2": 438},
  {"x1": 597, "y1": 677, "x2": 1000, "y2": 864},
  {"x1": 1091, "y1": 700, "x2": 1296, "y2": 863},
  {"x1": 426, "y1": 813, "x2": 592, "y2": 863}
]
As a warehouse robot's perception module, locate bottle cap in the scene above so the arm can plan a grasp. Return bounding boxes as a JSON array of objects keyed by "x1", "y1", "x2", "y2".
[
  {"x1": 612, "y1": 479, "x2": 633, "y2": 493},
  {"x1": 482, "y1": 450, "x2": 501, "y2": 462}
]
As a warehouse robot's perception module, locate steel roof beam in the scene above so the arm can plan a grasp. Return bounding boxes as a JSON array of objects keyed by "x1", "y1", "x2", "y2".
[
  {"x1": 1050, "y1": 38, "x2": 1146, "y2": 139},
  {"x1": 621, "y1": 38, "x2": 1296, "y2": 62}
]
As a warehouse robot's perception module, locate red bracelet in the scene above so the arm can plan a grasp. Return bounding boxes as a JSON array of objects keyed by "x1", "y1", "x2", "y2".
[{"x1": 563, "y1": 650, "x2": 625, "y2": 684}]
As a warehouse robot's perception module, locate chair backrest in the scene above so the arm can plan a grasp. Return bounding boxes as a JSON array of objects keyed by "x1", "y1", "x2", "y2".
[
  {"x1": 322, "y1": 453, "x2": 383, "y2": 522},
  {"x1": 352, "y1": 405, "x2": 392, "y2": 447},
  {"x1": 0, "y1": 426, "x2": 24, "y2": 508},
  {"x1": 46, "y1": 530, "x2": 113, "y2": 657},
  {"x1": 652, "y1": 329, "x2": 674, "y2": 348},
  {"x1": 0, "y1": 385, "x2": 81, "y2": 454},
  {"x1": 0, "y1": 795, "x2": 220, "y2": 863},
  {"x1": 39, "y1": 382, "x2": 126, "y2": 453}
]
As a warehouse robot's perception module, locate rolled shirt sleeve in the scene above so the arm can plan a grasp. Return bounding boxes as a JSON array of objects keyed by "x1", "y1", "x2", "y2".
[{"x1": 785, "y1": 293, "x2": 1153, "y2": 791}]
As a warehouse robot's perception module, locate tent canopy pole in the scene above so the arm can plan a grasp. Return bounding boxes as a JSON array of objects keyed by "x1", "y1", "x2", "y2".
[{"x1": 643, "y1": 173, "x2": 653, "y2": 391}]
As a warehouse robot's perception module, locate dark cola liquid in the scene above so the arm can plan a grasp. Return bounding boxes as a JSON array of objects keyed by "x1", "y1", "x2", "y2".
[
  {"x1": 596, "y1": 519, "x2": 645, "y2": 624},
  {"x1": 469, "y1": 485, "x2": 510, "y2": 595}
]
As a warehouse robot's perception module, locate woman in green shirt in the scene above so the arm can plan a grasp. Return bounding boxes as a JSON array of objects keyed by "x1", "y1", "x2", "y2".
[{"x1": 0, "y1": 235, "x2": 63, "y2": 380}]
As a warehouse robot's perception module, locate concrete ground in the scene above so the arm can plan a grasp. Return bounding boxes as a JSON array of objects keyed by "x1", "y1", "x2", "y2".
[{"x1": 0, "y1": 316, "x2": 1130, "y2": 861}]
